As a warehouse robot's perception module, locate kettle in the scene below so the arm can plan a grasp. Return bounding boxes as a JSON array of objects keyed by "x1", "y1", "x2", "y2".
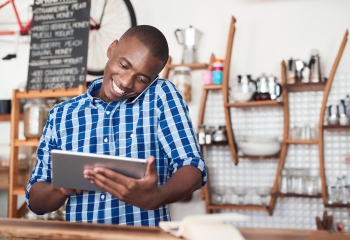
[
  {"x1": 309, "y1": 49, "x2": 323, "y2": 83},
  {"x1": 175, "y1": 26, "x2": 202, "y2": 63},
  {"x1": 255, "y1": 74, "x2": 271, "y2": 101}
]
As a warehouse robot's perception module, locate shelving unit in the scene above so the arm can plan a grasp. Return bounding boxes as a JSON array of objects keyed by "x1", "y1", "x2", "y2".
[
  {"x1": 0, "y1": 114, "x2": 24, "y2": 122},
  {"x1": 268, "y1": 29, "x2": 348, "y2": 215},
  {"x1": 283, "y1": 82, "x2": 326, "y2": 93},
  {"x1": 8, "y1": 85, "x2": 86, "y2": 218},
  {"x1": 323, "y1": 125, "x2": 350, "y2": 131},
  {"x1": 203, "y1": 170, "x2": 269, "y2": 213},
  {"x1": 225, "y1": 100, "x2": 282, "y2": 108},
  {"x1": 273, "y1": 192, "x2": 322, "y2": 199},
  {"x1": 285, "y1": 139, "x2": 319, "y2": 144},
  {"x1": 237, "y1": 154, "x2": 280, "y2": 160},
  {"x1": 318, "y1": 29, "x2": 349, "y2": 206},
  {"x1": 201, "y1": 16, "x2": 283, "y2": 214}
]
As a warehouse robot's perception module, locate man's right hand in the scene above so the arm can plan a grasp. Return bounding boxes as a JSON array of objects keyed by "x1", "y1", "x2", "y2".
[{"x1": 29, "y1": 182, "x2": 80, "y2": 215}]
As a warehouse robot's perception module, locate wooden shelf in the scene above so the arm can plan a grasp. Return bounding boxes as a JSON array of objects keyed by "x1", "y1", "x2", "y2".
[
  {"x1": 237, "y1": 154, "x2": 280, "y2": 160},
  {"x1": 203, "y1": 84, "x2": 222, "y2": 90},
  {"x1": 13, "y1": 188, "x2": 25, "y2": 195},
  {"x1": 207, "y1": 204, "x2": 268, "y2": 211},
  {"x1": 272, "y1": 192, "x2": 322, "y2": 198},
  {"x1": 14, "y1": 139, "x2": 40, "y2": 147},
  {"x1": 284, "y1": 82, "x2": 326, "y2": 92},
  {"x1": 167, "y1": 62, "x2": 208, "y2": 70},
  {"x1": 200, "y1": 142, "x2": 228, "y2": 147},
  {"x1": 226, "y1": 100, "x2": 282, "y2": 108},
  {"x1": 323, "y1": 125, "x2": 350, "y2": 131},
  {"x1": 0, "y1": 165, "x2": 29, "y2": 172},
  {"x1": 325, "y1": 203, "x2": 350, "y2": 208},
  {"x1": 15, "y1": 87, "x2": 84, "y2": 99},
  {"x1": 0, "y1": 114, "x2": 23, "y2": 122},
  {"x1": 285, "y1": 139, "x2": 318, "y2": 144}
]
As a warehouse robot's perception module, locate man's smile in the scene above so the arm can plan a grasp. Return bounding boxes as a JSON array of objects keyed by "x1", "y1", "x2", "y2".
[{"x1": 111, "y1": 79, "x2": 125, "y2": 94}]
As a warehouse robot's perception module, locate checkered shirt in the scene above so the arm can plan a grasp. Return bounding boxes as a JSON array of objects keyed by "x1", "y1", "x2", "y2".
[{"x1": 25, "y1": 77, "x2": 206, "y2": 226}]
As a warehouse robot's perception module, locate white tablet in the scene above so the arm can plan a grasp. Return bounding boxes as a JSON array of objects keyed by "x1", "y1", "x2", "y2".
[{"x1": 51, "y1": 150, "x2": 147, "y2": 192}]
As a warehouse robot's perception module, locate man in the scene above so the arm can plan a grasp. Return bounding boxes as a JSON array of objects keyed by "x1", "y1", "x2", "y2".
[{"x1": 26, "y1": 25, "x2": 206, "y2": 226}]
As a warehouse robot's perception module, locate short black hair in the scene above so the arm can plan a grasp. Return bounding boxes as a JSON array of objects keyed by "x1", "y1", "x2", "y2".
[{"x1": 120, "y1": 25, "x2": 169, "y2": 68}]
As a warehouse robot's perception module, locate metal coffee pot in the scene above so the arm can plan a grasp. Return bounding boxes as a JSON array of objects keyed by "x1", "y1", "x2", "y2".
[
  {"x1": 309, "y1": 49, "x2": 323, "y2": 83},
  {"x1": 267, "y1": 75, "x2": 282, "y2": 100},
  {"x1": 255, "y1": 74, "x2": 271, "y2": 101},
  {"x1": 327, "y1": 105, "x2": 339, "y2": 125},
  {"x1": 175, "y1": 26, "x2": 202, "y2": 63},
  {"x1": 288, "y1": 58, "x2": 305, "y2": 84}
]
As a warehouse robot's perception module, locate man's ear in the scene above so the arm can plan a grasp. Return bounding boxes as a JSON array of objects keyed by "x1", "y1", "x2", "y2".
[{"x1": 107, "y1": 40, "x2": 118, "y2": 58}]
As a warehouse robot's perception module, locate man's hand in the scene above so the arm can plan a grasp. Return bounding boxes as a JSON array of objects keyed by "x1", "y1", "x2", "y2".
[{"x1": 83, "y1": 156, "x2": 160, "y2": 210}]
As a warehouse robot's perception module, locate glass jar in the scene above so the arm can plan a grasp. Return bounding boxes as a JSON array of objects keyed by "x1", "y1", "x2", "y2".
[
  {"x1": 23, "y1": 99, "x2": 50, "y2": 139},
  {"x1": 280, "y1": 169, "x2": 288, "y2": 194},
  {"x1": 172, "y1": 66, "x2": 192, "y2": 102}
]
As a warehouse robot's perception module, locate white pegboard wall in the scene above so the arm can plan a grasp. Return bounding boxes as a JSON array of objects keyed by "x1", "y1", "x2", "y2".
[{"x1": 202, "y1": 74, "x2": 350, "y2": 231}]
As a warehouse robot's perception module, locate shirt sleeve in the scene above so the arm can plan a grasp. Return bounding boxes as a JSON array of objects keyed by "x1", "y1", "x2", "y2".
[
  {"x1": 25, "y1": 109, "x2": 57, "y2": 211},
  {"x1": 156, "y1": 81, "x2": 207, "y2": 187}
]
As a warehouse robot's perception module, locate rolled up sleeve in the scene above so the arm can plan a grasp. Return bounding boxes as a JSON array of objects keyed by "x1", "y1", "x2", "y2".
[
  {"x1": 25, "y1": 111, "x2": 57, "y2": 210},
  {"x1": 157, "y1": 82, "x2": 207, "y2": 187}
]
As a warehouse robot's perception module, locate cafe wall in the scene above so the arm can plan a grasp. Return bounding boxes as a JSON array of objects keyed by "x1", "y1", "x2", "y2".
[{"x1": 0, "y1": 0, "x2": 349, "y2": 227}]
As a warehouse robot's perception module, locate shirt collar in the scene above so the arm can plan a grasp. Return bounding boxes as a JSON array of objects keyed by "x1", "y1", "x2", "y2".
[{"x1": 86, "y1": 76, "x2": 159, "y2": 106}]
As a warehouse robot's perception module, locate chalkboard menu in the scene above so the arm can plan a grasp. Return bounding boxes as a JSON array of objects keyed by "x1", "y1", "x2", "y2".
[{"x1": 26, "y1": 0, "x2": 91, "y2": 90}]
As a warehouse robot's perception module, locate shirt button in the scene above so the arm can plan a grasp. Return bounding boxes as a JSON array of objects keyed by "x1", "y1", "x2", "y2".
[
  {"x1": 94, "y1": 100, "x2": 98, "y2": 103},
  {"x1": 101, "y1": 195, "x2": 105, "y2": 200},
  {"x1": 130, "y1": 133, "x2": 133, "y2": 138},
  {"x1": 106, "y1": 111, "x2": 110, "y2": 115},
  {"x1": 104, "y1": 138, "x2": 108, "y2": 143}
]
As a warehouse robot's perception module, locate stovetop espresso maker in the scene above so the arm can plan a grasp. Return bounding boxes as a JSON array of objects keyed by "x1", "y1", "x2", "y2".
[{"x1": 175, "y1": 26, "x2": 202, "y2": 63}]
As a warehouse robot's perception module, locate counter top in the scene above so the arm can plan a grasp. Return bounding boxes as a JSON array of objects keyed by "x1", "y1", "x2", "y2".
[{"x1": 0, "y1": 218, "x2": 348, "y2": 240}]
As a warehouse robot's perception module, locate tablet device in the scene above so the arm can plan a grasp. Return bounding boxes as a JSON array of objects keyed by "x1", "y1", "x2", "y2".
[{"x1": 51, "y1": 150, "x2": 147, "y2": 192}]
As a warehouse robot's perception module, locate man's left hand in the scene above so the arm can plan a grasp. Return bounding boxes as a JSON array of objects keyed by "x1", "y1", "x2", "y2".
[{"x1": 83, "y1": 156, "x2": 160, "y2": 210}]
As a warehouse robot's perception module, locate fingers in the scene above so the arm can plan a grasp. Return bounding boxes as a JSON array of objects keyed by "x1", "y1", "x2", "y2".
[
  {"x1": 84, "y1": 168, "x2": 129, "y2": 193},
  {"x1": 145, "y1": 156, "x2": 156, "y2": 176}
]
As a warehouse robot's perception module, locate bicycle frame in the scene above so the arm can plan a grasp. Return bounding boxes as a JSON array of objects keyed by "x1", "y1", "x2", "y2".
[{"x1": 0, "y1": 0, "x2": 32, "y2": 36}]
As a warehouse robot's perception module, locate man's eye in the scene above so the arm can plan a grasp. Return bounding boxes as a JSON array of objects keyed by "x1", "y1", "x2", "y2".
[
  {"x1": 120, "y1": 63, "x2": 127, "y2": 69},
  {"x1": 138, "y1": 77, "x2": 147, "y2": 83}
]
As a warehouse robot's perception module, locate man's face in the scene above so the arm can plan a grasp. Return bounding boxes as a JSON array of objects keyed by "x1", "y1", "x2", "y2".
[{"x1": 98, "y1": 36, "x2": 164, "y2": 103}]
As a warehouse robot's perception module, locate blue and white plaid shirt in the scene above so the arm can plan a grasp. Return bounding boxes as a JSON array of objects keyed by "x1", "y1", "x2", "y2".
[{"x1": 26, "y1": 78, "x2": 206, "y2": 226}]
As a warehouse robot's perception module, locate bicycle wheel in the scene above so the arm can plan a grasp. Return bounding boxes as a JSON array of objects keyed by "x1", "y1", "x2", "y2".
[{"x1": 87, "y1": 0, "x2": 137, "y2": 76}]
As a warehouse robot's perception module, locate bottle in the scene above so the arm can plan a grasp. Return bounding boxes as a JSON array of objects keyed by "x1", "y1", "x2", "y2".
[
  {"x1": 205, "y1": 126, "x2": 214, "y2": 144},
  {"x1": 197, "y1": 125, "x2": 206, "y2": 145},
  {"x1": 172, "y1": 66, "x2": 192, "y2": 102}
]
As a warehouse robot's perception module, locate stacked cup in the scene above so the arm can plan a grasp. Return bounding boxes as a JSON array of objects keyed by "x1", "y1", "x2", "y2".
[
  {"x1": 201, "y1": 58, "x2": 224, "y2": 85},
  {"x1": 212, "y1": 59, "x2": 224, "y2": 84}
]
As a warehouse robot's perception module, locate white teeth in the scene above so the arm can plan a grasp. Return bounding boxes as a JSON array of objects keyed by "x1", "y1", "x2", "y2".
[{"x1": 112, "y1": 81, "x2": 125, "y2": 94}]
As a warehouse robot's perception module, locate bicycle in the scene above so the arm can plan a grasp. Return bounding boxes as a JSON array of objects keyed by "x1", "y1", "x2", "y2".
[{"x1": 0, "y1": 0, "x2": 137, "y2": 76}]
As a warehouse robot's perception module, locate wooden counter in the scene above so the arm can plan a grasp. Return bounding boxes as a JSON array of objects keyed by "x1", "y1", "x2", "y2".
[{"x1": 0, "y1": 218, "x2": 348, "y2": 240}]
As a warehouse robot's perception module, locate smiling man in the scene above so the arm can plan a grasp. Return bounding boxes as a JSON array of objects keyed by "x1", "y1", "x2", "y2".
[{"x1": 26, "y1": 25, "x2": 207, "y2": 226}]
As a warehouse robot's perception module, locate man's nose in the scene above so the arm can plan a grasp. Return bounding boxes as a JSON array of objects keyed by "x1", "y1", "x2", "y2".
[{"x1": 119, "y1": 73, "x2": 133, "y2": 89}]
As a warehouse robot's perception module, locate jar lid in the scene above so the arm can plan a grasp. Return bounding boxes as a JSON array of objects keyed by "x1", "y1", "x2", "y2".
[
  {"x1": 174, "y1": 66, "x2": 191, "y2": 72},
  {"x1": 214, "y1": 58, "x2": 224, "y2": 63}
]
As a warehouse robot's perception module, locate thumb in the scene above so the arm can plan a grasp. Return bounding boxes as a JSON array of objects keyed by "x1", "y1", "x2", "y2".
[{"x1": 145, "y1": 155, "x2": 156, "y2": 176}]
